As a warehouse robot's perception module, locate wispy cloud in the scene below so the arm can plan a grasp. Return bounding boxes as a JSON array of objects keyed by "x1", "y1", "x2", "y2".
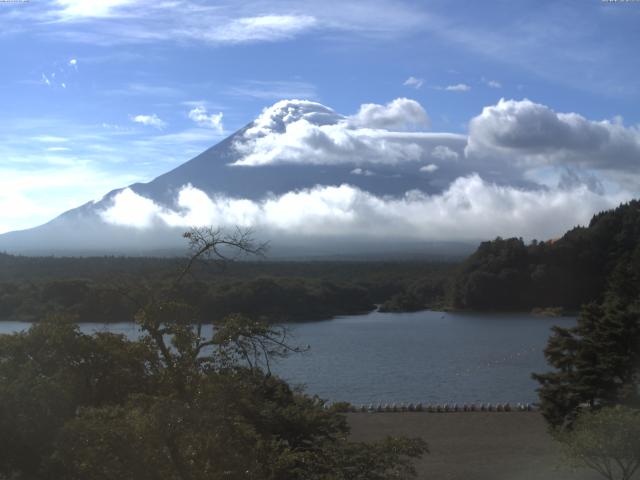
[
  {"x1": 42, "y1": 3, "x2": 319, "y2": 45},
  {"x1": 21, "y1": 0, "x2": 426, "y2": 46},
  {"x1": 351, "y1": 167, "x2": 375, "y2": 176},
  {"x1": 31, "y1": 135, "x2": 69, "y2": 143},
  {"x1": 403, "y1": 76, "x2": 424, "y2": 89},
  {"x1": 53, "y1": 0, "x2": 138, "y2": 20},
  {"x1": 36, "y1": 57, "x2": 80, "y2": 90},
  {"x1": 421, "y1": 2, "x2": 640, "y2": 96},
  {"x1": 204, "y1": 15, "x2": 317, "y2": 43},
  {"x1": 9, "y1": 0, "x2": 637, "y2": 100},
  {"x1": 226, "y1": 80, "x2": 318, "y2": 100},
  {"x1": 445, "y1": 83, "x2": 471, "y2": 92},
  {"x1": 104, "y1": 83, "x2": 183, "y2": 97},
  {"x1": 139, "y1": 129, "x2": 223, "y2": 146}
]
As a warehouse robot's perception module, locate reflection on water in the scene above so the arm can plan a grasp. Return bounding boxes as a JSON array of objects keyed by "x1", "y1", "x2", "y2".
[{"x1": 0, "y1": 310, "x2": 575, "y2": 405}]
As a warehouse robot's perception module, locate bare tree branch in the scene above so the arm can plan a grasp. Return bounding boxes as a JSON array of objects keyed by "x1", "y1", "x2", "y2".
[{"x1": 175, "y1": 226, "x2": 268, "y2": 287}]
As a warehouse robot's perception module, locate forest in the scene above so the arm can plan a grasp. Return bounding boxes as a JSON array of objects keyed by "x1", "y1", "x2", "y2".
[
  {"x1": 450, "y1": 200, "x2": 640, "y2": 312},
  {"x1": 0, "y1": 253, "x2": 453, "y2": 323}
]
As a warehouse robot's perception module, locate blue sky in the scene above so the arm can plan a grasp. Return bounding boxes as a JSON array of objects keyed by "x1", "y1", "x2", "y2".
[{"x1": 1, "y1": 0, "x2": 639, "y2": 235}]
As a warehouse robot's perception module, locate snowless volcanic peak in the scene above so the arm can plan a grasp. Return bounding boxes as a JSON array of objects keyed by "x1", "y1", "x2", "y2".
[
  {"x1": 0, "y1": 97, "x2": 628, "y2": 256},
  {"x1": 0, "y1": 97, "x2": 464, "y2": 255}
]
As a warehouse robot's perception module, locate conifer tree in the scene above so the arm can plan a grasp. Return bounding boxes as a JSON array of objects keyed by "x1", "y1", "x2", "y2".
[{"x1": 533, "y1": 250, "x2": 640, "y2": 428}]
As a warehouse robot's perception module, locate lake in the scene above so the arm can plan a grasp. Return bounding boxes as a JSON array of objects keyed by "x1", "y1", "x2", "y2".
[{"x1": 0, "y1": 310, "x2": 575, "y2": 406}]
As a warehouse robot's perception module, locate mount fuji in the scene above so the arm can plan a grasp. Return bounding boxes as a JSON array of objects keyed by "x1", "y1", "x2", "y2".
[
  {"x1": 0, "y1": 98, "x2": 626, "y2": 257},
  {"x1": 0, "y1": 99, "x2": 467, "y2": 256}
]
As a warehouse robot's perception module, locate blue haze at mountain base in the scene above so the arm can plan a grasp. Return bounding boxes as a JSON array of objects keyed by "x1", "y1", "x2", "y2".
[{"x1": 0, "y1": 310, "x2": 575, "y2": 405}]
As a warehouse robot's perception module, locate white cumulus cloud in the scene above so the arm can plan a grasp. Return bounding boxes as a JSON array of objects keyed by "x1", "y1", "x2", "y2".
[
  {"x1": 99, "y1": 187, "x2": 162, "y2": 228},
  {"x1": 131, "y1": 114, "x2": 166, "y2": 129},
  {"x1": 348, "y1": 98, "x2": 430, "y2": 130},
  {"x1": 231, "y1": 98, "x2": 453, "y2": 167},
  {"x1": 466, "y1": 98, "x2": 640, "y2": 173}
]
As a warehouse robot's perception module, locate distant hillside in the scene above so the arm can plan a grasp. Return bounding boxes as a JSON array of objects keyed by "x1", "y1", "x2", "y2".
[{"x1": 450, "y1": 200, "x2": 640, "y2": 311}]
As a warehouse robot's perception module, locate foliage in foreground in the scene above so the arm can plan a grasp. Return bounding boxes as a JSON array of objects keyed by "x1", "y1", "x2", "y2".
[
  {"x1": 556, "y1": 406, "x2": 640, "y2": 480},
  {"x1": 0, "y1": 316, "x2": 426, "y2": 480},
  {"x1": 532, "y1": 253, "x2": 640, "y2": 428},
  {"x1": 0, "y1": 228, "x2": 427, "y2": 480}
]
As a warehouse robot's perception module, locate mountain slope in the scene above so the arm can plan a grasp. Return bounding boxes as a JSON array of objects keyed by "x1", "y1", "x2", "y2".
[{"x1": 0, "y1": 100, "x2": 471, "y2": 256}]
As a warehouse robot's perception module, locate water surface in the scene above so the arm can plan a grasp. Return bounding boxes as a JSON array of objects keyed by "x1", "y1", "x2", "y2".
[{"x1": 0, "y1": 310, "x2": 574, "y2": 405}]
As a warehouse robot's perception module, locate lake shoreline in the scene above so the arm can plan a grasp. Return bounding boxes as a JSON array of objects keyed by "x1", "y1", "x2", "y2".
[{"x1": 0, "y1": 305, "x2": 579, "y2": 324}]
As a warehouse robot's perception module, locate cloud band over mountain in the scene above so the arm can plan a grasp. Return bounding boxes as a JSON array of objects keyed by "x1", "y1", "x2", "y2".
[
  {"x1": 94, "y1": 97, "x2": 639, "y2": 245},
  {"x1": 100, "y1": 177, "x2": 629, "y2": 242},
  {"x1": 1, "y1": 96, "x2": 638, "y2": 254}
]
